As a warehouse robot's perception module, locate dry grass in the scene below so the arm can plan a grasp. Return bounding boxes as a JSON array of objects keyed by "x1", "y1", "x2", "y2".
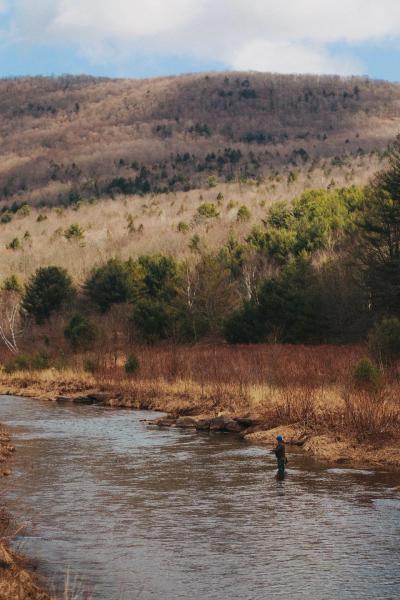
[
  {"x1": 1, "y1": 343, "x2": 399, "y2": 443},
  {"x1": 340, "y1": 388, "x2": 400, "y2": 440},
  {"x1": 0, "y1": 483, "x2": 94, "y2": 600},
  {"x1": 0, "y1": 492, "x2": 51, "y2": 600},
  {"x1": 62, "y1": 570, "x2": 93, "y2": 600},
  {"x1": 93, "y1": 343, "x2": 362, "y2": 386}
]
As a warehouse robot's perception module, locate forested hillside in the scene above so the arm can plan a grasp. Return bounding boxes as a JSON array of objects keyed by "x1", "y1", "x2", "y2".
[
  {"x1": 2, "y1": 137, "x2": 400, "y2": 355},
  {"x1": 1, "y1": 71, "x2": 400, "y2": 364},
  {"x1": 1, "y1": 72, "x2": 400, "y2": 207}
]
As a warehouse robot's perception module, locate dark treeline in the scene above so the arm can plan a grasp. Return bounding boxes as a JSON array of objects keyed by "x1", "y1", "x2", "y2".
[{"x1": 3, "y1": 137, "x2": 400, "y2": 364}]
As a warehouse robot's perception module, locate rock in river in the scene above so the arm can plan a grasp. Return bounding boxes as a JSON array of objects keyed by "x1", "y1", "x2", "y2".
[
  {"x1": 209, "y1": 416, "x2": 244, "y2": 433},
  {"x1": 224, "y1": 419, "x2": 244, "y2": 433},
  {"x1": 195, "y1": 419, "x2": 212, "y2": 431},
  {"x1": 175, "y1": 416, "x2": 198, "y2": 428},
  {"x1": 86, "y1": 392, "x2": 116, "y2": 404},
  {"x1": 56, "y1": 395, "x2": 101, "y2": 405},
  {"x1": 154, "y1": 416, "x2": 176, "y2": 427},
  {"x1": 72, "y1": 396, "x2": 99, "y2": 405}
]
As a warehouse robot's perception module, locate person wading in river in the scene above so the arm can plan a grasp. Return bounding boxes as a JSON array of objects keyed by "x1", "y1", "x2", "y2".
[{"x1": 274, "y1": 435, "x2": 287, "y2": 479}]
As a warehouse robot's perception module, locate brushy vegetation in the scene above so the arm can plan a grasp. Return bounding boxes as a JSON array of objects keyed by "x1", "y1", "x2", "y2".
[
  {"x1": 4, "y1": 350, "x2": 50, "y2": 374},
  {"x1": 353, "y1": 358, "x2": 381, "y2": 391},
  {"x1": 368, "y1": 317, "x2": 400, "y2": 365},
  {"x1": 125, "y1": 354, "x2": 140, "y2": 375},
  {"x1": 0, "y1": 343, "x2": 399, "y2": 445}
]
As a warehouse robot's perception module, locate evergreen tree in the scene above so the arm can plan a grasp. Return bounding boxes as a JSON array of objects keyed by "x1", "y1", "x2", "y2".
[
  {"x1": 85, "y1": 259, "x2": 142, "y2": 312},
  {"x1": 356, "y1": 137, "x2": 400, "y2": 315},
  {"x1": 64, "y1": 313, "x2": 97, "y2": 351},
  {"x1": 23, "y1": 266, "x2": 74, "y2": 324}
]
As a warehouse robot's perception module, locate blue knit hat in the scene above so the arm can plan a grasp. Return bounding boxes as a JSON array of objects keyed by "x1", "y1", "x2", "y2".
[{"x1": 276, "y1": 435, "x2": 283, "y2": 442}]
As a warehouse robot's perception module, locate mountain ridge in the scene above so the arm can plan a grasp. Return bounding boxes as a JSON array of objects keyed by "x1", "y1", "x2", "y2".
[{"x1": 1, "y1": 71, "x2": 400, "y2": 207}]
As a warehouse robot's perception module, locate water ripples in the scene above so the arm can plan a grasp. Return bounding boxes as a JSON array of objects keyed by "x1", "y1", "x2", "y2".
[{"x1": 0, "y1": 396, "x2": 399, "y2": 600}]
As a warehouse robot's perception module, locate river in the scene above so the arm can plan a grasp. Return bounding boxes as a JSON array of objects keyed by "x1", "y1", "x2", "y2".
[{"x1": 0, "y1": 395, "x2": 399, "y2": 600}]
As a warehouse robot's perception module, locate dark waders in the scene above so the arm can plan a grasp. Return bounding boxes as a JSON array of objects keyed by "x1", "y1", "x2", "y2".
[
  {"x1": 274, "y1": 440, "x2": 286, "y2": 480},
  {"x1": 277, "y1": 457, "x2": 286, "y2": 480}
]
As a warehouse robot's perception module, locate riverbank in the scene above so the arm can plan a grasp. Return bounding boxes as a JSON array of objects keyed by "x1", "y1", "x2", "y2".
[
  {"x1": 0, "y1": 427, "x2": 51, "y2": 600},
  {"x1": 3, "y1": 394, "x2": 399, "y2": 600},
  {"x1": 1, "y1": 367, "x2": 399, "y2": 470}
]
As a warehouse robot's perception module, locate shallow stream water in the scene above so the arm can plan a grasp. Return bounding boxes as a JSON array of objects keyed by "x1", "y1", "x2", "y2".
[{"x1": 0, "y1": 395, "x2": 400, "y2": 600}]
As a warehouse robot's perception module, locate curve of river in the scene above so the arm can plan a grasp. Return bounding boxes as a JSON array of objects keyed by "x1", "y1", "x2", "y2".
[{"x1": 0, "y1": 395, "x2": 400, "y2": 600}]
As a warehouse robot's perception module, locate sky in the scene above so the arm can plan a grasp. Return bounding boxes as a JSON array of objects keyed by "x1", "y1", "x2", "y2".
[{"x1": 1, "y1": 0, "x2": 400, "y2": 80}]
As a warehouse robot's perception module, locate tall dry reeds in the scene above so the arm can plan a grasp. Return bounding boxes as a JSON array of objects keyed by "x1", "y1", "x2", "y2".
[
  {"x1": 341, "y1": 388, "x2": 400, "y2": 441},
  {"x1": 92, "y1": 343, "x2": 362, "y2": 388},
  {"x1": 82, "y1": 343, "x2": 362, "y2": 418},
  {"x1": 1, "y1": 342, "x2": 399, "y2": 442}
]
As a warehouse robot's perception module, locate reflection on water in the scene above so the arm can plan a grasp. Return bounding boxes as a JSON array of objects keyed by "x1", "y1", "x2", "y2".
[{"x1": 0, "y1": 395, "x2": 400, "y2": 600}]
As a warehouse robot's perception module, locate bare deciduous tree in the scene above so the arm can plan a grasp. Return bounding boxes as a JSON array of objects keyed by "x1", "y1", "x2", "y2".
[
  {"x1": 241, "y1": 250, "x2": 273, "y2": 302},
  {"x1": 0, "y1": 291, "x2": 25, "y2": 354}
]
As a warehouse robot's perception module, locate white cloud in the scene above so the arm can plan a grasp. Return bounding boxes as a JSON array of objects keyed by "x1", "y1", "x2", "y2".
[
  {"x1": 231, "y1": 40, "x2": 363, "y2": 75},
  {"x1": 50, "y1": 0, "x2": 200, "y2": 39},
  {"x1": 227, "y1": 0, "x2": 400, "y2": 44},
  {"x1": 6, "y1": 0, "x2": 400, "y2": 74}
]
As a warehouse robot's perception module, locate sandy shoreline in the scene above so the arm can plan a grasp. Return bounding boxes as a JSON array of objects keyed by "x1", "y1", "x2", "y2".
[{"x1": 0, "y1": 425, "x2": 51, "y2": 600}]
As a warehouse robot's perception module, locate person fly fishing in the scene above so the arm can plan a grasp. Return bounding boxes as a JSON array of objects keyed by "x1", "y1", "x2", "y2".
[{"x1": 273, "y1": 435, "x2": 287, "y2": 479}]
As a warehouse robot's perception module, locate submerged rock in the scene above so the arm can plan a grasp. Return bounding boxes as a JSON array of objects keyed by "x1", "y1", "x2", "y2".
[
  {"x1": 235, "y1": 417, "x2": 256, "y2": 428},
  {"x1": 224, "y1": 419, "x2": 244, "y2": 433},
  {"x1": 154, "y1": 416, "x2": 176, "y2": 427},
  {"x1": 56, "y1": 393, "x2": 109, "y2": 405},
  {"x1": 72, "y1": 396, "x2": 98, "y2": 405},
  {"x1": 175, "y1": 416, "x2": 198, "y2": 428},
  {"x1": 195, "y1": 419, "x2": 212, "y2": 431},
  {"x1": 87, "y1": 392, "x2": 115, "y2": 403},
  {"x1": 209, "y1": 416, "x2": 228, "y2": 431},
  {"x1": 209, "y1": 416, "x2": 246, "y2": 433}
]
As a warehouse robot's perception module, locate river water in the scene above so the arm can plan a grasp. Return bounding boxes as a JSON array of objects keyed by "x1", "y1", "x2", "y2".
[{"x1": 0, "y1": 395, "x2": 400, "y2": 600}]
